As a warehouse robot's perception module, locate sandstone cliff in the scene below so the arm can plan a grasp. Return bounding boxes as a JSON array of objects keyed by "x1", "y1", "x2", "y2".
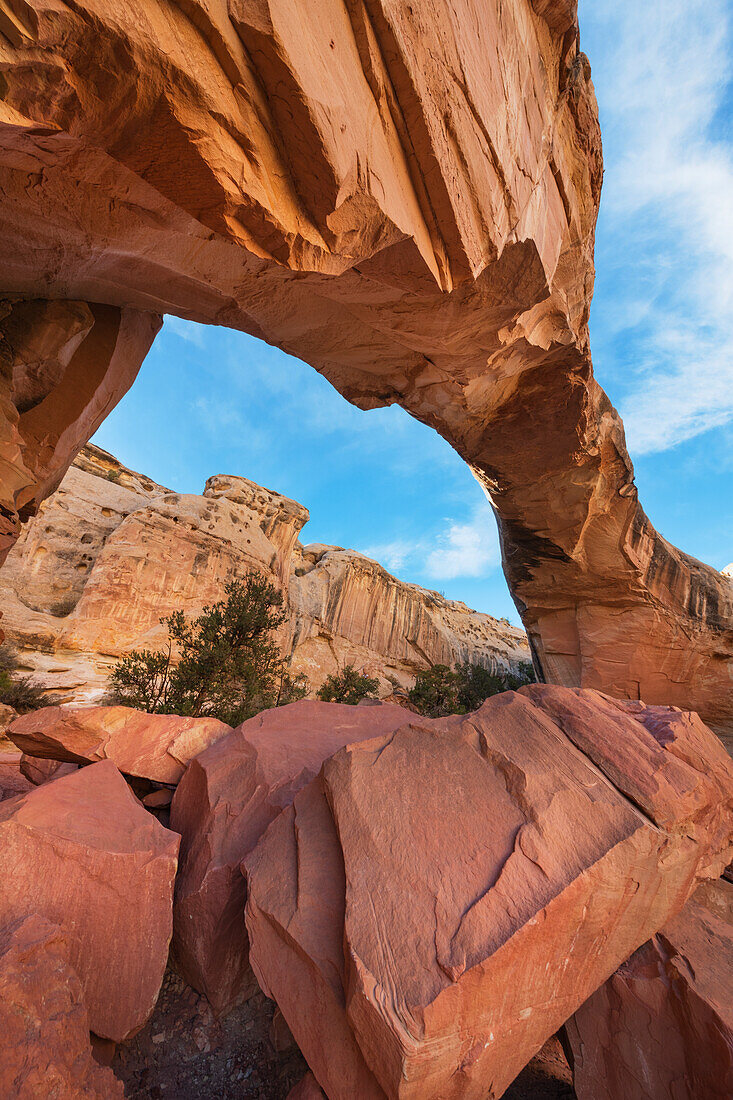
[
  {"x1": 0, "y1": 445, "x2": 529, "y2": 702},
  {"x1": 0, "y1": 1, "x2": 730, "y2": 735}
]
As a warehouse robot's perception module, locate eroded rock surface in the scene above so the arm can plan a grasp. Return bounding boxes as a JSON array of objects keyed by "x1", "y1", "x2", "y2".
[
  {"x1": 0, "y1": 445, "x2": 529, "y2": 702},
  {"x1": 0, "y1": 759, "x2": 179, "y2": 1041},
  {"x1": 567, "y1": 877, "x2": 733, "y2": 1100},
  {"x1": 171, "y1": 699, "x2": 415, "y2": 1016},
  {"x1": 0, "y1": 2, "x2": 729, "y2": 730},
  {"x1": 245, "y1": 687, "x2": 733, "y2": 1100},
  {"x1": 0, "y1": 913, "x2": 124, "y2": 1099},
  {"x1": 8, "y1": 705, "x2": 232, "y2": 785}
]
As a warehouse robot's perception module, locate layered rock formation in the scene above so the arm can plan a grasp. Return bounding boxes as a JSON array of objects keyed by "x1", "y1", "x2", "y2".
[
  {"x1": 0, "y1": 444, "x2": 529, "y2": 701},
  {"x1": 245, "y1": 687, "x2": 733, "y2": 1100},
  {"x1": 567, "y1": 878, "x2": 733, "y2": 1100},
  {"x1": 0, "y1": 759, "x2": 179, "y2": 1041},
  {"x1": 0, "y1": 1, "x2": 729, "y2": 732}
]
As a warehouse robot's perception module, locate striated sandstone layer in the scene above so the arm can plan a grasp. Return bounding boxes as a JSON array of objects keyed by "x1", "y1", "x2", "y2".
[
  {"x1": 0, "y1": 759, "x2": 180, "y2": 1042},
  {"x1": 0, "y1": 913, "x2": 124, "y2": 1099},
  {"x1": 567, "y1": 877, "x2": 733, "y2": 1100},
  {"x1": 0, "y1": 2, "x2": 729, "y2": 731},
  {"x1": 0, "y1": 445, "x2": 529, "y2": 701},
  {"x1": 245, "y1": 687, "x2": 733, "y2": 1100}
]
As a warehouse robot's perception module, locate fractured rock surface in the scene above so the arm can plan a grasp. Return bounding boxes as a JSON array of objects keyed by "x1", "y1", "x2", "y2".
[
  {"x1": 171, "y1": 699, "x2": 415, "y2": 1016},
  {"x1": 0, "y1": 759, "x2": 179, "y2": 1041},
  {"x1": 0, "y1": 913, "x2": 124, "y2": 1099},
  {"x1": 567, "y1": 877, "x2": 733, "y2": 1100},
  {"x1": 0, "y1": 2, "x2": 729, "y2": 730},
  {"x1": 245, "y1": 687, "x2": 733, "y2": 1100},
  {"x1": 8, "y1": 704, "x2": 232, "y2": 785}
]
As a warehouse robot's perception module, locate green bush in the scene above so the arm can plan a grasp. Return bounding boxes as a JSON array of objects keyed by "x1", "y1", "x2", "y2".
[
  {"x1": 108, "y1": 574, "x2": 308, "y2": 725},
  {"x1": 408, "y1": 659, "x2": 536, "y2": 718},
  {"x1": 317, "y1": 665, "x2": 379, "y2": 705},
  {"x1": 0, "y1": 646, "x2": 61, "y2": 713}
]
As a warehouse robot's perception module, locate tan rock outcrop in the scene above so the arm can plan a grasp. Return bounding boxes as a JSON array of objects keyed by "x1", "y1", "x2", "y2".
[
  {"x1": 8, "y1": 705, "x2": 232, "y2": 785},
  {"x1": 171, "y1": 699, "x2": 415, "y2": 1016},
  {"x1": 245, "y1": 687, "x2": 733, "y2": 1100},
  {"x1": 0, "y1": 759, "x2": 179, "y2": 1041},
  {"x1": 0, "y1": 445, "x2": 529, "y2": 702},
  {"x1": 567, "y1": 877, "x2": 733, "y2": 1100},
  {"x1": 0, "y1": 2, "x2": 728, "y2": 731},
  {"x1": 0, "y1": 913, "x2": 124, "y2": 1099}
]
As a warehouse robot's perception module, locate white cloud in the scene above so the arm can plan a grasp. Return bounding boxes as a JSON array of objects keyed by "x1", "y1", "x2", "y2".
[
  {"x1": 165, "y1": 315, "x2": 207, "y2": 347},
  {"x1": 361, "y1": 539, "x2": 414, "y2": 574},
  {"x1": 581, "y1": 0, "x2": 733, "y2": 454},
  {"x1": 424, "y1": 504, "x2": 499, "y2": 580}
]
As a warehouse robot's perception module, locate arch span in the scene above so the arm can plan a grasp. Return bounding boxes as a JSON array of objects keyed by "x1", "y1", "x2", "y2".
[{"x1": 0, "y1": 0, "x2": 730, "y2": 735}]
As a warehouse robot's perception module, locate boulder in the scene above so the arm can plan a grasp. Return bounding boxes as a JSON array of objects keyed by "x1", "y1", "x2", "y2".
[
  {"x1": 245, "y1": 687, "x2": 733, "y2": 1100},
  {"x1": 0, "y1": 752, "x2": 33, "y2": 801},
  {"x1": 170, "y1": 699, "x2": 415, "y2": 1015},
  {"x1": 287, "y1": 1072, "x2": 327, "y2": 1100},
  {"x1": 8, "y1": 705, "x2": 231, "y2": 785},
  {"x1": 0, "y1": 759, "x2": 179, "y2": 1041},
  {"x1": 19, "y1": 753, "x2": 77, "y2": 785},
  {"x1": 567, "y1": 877, "x2": 733, "y2": 1099},
  {"x1": 0, "y1": 913, "x2": 123, "y2": 1098}
]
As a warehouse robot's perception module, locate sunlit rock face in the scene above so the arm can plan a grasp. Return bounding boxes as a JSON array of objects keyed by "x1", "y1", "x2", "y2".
[
  {"x1": 0, "y1": 1, "x2": 730, "y2": 731},
  {"x1": 0, "y1": 446, "x2": 529, "y2": 701}
]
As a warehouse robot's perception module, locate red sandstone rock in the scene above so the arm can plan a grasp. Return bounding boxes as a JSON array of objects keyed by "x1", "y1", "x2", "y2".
[
  {"x1": 0, "y1": 3, "x2": 729, "y2": 736},
  {"x1": 567, "y1": 877, "x2": 733, "y2": 1099},
  {"x1": 19, "y1": 752, "x2": 77, "y2": 785},
  {"x1": 287, "y1": 1072, "x2": 327, "y2": 1100},
  {"x1": 245, "y1": 688, "x2": 733, "y2": 1100},
  {"x1": 8, "y1": 705, "x2": 231, "y2": 784},
  {"x1": 0, "y1": 759, "x2": 179, "y2": 1041},
  {"x1": 0, "y1": 751, "x2": 32, "y2": 801},
  {"x1": 170, "y1": 699, "x2": 414, "y2": 1016},
  {"x1": 0, "y1": 913, "x2": 123, "y2": 1098}
]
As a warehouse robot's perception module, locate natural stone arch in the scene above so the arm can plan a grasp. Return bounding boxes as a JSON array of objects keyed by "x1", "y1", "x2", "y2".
[{"x1": 0, "y1": 0, "x2": 730, "y2": 736}]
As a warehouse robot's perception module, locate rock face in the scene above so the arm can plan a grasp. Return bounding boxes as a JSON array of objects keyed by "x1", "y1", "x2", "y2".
[
  {"x1": 567, "y1": 877, "x2": 733, "y2": 1100},
  {"x1": 0, "y1": 444, "x2": 529, "y2": 702},
  {"x1": 0, "y1": 2, "x2": 729, "y2": 732},
  {"x1": 0, "y1": 759, "x2": 179, "y2": 1041},
  {"x1": 0, "y1": 298, "x2": 160, "y2": 562},
  {"x1": 8, "y1": 705, "x2": 232, "y2": 785},
  {"x1": 245, "y1": 687, "x2": 733, "y2": 1100},
  {"x1": 0, "y1": 913, "x2": 124, "y2": 1099},
  {"x1": 171, "y1": 699, "x2": 415, "y2": 1016},
  {"x1": 287, "y1": 1073, "x2": 327, "y2": 1100}
]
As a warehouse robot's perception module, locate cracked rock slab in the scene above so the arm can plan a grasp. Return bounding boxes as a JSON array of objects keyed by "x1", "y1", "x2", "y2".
[
  {"x1": 0, "y1": 759, "x2": 180, "y2": 1041},
  {"x1": 0, "y1": 913, "x2": 124, "y2": 1098},
  {"x1": 170, "y1": 699, "x2": 415, "y2": 1016},
  {"x1": 8, "y1": 705, "x2": 232, "y2": 785},
  {"x1": 245, "y1": 687, "x2": 733, "y2": 1100},
  {"x1": 567, "y1": 876, "x2": 733, "y2": 1100}
]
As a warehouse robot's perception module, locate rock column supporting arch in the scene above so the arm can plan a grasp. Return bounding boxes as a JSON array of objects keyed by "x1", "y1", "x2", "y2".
[{"x1": 0, "y1": 0, "x2": 729, "y2": 733}]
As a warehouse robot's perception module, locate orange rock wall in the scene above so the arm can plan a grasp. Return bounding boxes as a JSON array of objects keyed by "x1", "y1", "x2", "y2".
[{"x1": 0, "y1": 1, "x2": 729, "y2": 732}]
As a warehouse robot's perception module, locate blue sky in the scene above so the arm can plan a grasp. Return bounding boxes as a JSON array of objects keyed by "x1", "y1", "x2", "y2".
[{"x1": 93, "y1": 0, "x2": 733, "y2": 626}]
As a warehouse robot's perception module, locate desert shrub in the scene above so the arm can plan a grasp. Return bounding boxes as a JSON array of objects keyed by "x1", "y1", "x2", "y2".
[
  {"x1": 317, "y1": 665, "x2": 379, "y2": 705},
  {"x1": 408, "y1": 659, "x2": 536, "y2": 718},
  {"x1": 108, "y1": 574, "x2": 308, "y2": 725},
  {"x1": 0, "y1": 646, "x2": 61, "y2": 713}
]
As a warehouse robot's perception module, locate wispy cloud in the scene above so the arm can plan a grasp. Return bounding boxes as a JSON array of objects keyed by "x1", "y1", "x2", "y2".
[
  {"x1": 363, "y1": 501, "x2": 500, "y2": 583},
  {"x1": 165, "y1": 316, "x2": 207, "y2": 348},
  {"x1": 583, "y1": 0, "x2": 733, "y2": 455}
]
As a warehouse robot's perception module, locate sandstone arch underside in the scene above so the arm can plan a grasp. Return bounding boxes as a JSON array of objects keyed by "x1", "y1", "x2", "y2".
[{"x1": 0, "y1": 0, "x2": 730, "y2": 736}]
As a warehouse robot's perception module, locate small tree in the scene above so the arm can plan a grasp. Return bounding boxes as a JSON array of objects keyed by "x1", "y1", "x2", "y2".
[
  {"x1": 108, "y1": 574, "x2": 307, "y2": 725},
  {"x1": 408, "y1": 659, "x2": 536, "y2": 718},
  {"x1": 317, "y1": 665, "x2": 379, "y2": 705}
]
